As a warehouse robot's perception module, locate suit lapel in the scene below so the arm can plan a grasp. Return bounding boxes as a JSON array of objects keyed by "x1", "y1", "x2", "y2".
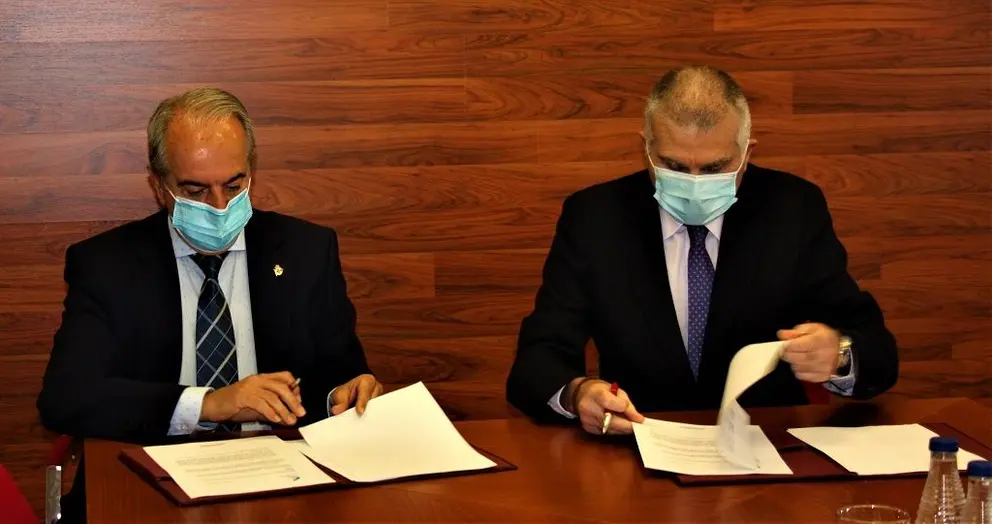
[
  {"x1": 700, "y1": 170, "x2": 766, "y2": 379},
  {"x1": 134, "y1": 210, "x2": 184, "y2": 380},
  {"x1": 245, "y1": 210, "x2": 291, "y2": 373},
  {"x1": 625, "y1": 172, "x2": 696, "y2": 385}
]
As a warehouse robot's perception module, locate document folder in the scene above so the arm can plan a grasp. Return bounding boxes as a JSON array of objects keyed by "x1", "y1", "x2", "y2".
[
  {"x1": 120, "y1": 434, "x2": 516, "y2": 506},
  {"x1": 661, "y1": 422, "x2": 991, "y2": 486}
]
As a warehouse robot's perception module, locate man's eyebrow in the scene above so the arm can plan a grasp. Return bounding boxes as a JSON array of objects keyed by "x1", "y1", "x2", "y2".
[
  {"x1": 701, "y1": 157, "x2": 734, "y2": 171},
  {"x1": 223, "y1": 173, "x2": 246, "y2": 185}
]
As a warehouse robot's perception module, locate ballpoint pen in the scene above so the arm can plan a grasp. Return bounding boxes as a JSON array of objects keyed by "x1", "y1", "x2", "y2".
[{"x1": 601, "y1": 382, "x2": 620, "y2": 435}]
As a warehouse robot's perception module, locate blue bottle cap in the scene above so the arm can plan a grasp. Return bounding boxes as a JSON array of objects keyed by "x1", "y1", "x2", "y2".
[
  {"x1": 967, "y1": 460, "x2": 992, "y2": 477},
  {"x1": 929, "y1": 437, "x2": 959, "y2": 452}
]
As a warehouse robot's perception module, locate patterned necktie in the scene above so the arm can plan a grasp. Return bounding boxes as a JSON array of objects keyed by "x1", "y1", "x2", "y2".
[
  {"x1": 192, "y1": 253, "x2": 239, "y2": 391},
  {"x1": 686, "y1": 225, "x2": 715, "y2": 379}
]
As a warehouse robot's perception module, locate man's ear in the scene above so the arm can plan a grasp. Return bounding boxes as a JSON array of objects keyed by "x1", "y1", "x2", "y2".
[{"x1": 147, "y1": 169, "x2": 168, "y2": 210}]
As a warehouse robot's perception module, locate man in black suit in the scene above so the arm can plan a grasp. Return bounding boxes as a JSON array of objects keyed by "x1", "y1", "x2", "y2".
[
  {"x1": 38, "y1": 87, "x2": 382, "y2": 445},
  {"x1": 506, "y1": 66, "x2": 898, "y2": 436}
]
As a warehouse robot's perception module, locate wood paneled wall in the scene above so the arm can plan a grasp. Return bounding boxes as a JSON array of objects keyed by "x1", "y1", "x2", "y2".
[{"x1": 1, "y1": 0, "x2": 990, "y2": 515}]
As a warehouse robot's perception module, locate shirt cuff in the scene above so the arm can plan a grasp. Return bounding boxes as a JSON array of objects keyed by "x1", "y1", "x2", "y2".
[
  {"x1": 823, "y1": 348, "x2": 858, "y2": 397},
  {"x1": 167, "y1": 387, "x2": 217, "y2": 435},
  {"x1": 327, "y1": 387, "x2": 337, "y2": 417},
  {"x1": 547, "y1": 385, "x2": 577, "y2": 419}
]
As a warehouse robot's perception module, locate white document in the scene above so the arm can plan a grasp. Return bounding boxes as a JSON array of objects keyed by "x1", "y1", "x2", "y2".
[
  {"x1": 298, "y1": 382, "x2": 497, "y2": 482},
  {"x1": 633, "y1": 418, "x2": 792, "y2": 476},
  {"x1": 143, "y1": 435, "x2": 334, "y2": 499},
  {"x1": 788, "y1": 424, "x2": 988, "y2": 475},
  {"x1": 716, "y1": 341, "x2": 787, "y2": 469}
]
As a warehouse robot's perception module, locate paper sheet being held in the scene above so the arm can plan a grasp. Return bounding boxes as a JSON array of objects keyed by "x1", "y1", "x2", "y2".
[
  {"x1": 143, "y1": 435, "x2": 334, "y2": 500},
  {"x1": 716, "y1": 341, "x2": 787, "y2": 469},
  {"x1": 298, "y1": 382, "x2": 496, "y2": 482}
]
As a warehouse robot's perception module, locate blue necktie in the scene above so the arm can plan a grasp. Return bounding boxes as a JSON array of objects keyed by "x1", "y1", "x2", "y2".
[
  {"x1": 686, "y1": 225, "x2": 714, "y2": 379},
  {"x1": 193, "y1": 253, "x2": 239, "y2": 390}
]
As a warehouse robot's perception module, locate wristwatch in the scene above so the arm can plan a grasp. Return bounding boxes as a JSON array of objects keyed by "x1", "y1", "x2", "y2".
[{"x1": 836, "y1": 335, "x2": 853, "y2": 373}]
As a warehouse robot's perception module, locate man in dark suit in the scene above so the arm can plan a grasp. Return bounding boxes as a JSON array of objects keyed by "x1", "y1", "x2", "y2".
[
  {"x1": 506, "y1": 66, "x2": 898, "y2": 436},
  {"x1": 38, "y1": 87, "x2": 382, "y2": 445}
]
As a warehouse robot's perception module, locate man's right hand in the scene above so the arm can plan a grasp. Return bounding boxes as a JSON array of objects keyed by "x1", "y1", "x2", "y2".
[
  {"x1": 200, "y1": 372, "x2": 306, "y2": 426},
  {"x1": 566, "y1": 378, "x2": 645, "y2": 435}
]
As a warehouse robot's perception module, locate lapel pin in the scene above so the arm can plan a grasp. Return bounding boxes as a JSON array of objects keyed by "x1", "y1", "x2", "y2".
[{"x1": 273, "y1": 264, "x2": 284, "y2": 277}]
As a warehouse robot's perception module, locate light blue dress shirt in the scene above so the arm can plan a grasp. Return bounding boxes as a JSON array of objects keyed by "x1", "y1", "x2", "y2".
[{"x1": 548, "y1": 208, "x2": 856, "y2": 417}]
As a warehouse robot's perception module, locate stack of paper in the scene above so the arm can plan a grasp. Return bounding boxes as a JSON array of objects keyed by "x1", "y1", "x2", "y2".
[
  {"x1": 632, "y1": 341, "x2": 793, "y2": 476},
  {"x1": 788, "y1": 424, "x2": 987, "y2": 475},
  {"x1": 143, "y1": 435, "x2": 335, "y2": 499},
  {"x1": 297, "y1": 382, "x2": 497, "y2": 482}
]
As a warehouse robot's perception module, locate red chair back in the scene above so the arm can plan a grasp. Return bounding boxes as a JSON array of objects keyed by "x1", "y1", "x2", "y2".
[{"x1": 0, "y1": 464, "x2": 38, "y2": 524}]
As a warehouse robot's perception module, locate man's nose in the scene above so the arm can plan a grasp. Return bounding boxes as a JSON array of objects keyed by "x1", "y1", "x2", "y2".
[{"x1": 206, "y1": 187, "x2": 229, "y2": 210}]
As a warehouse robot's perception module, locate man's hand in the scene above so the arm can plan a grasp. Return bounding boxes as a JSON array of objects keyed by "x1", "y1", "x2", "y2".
[
  {"x1": 566, "y1": 378, "x2": 644, "y2": 435},
  {"x1": 779, "y1": 323, "x2": 842, "y2": 383},
  {"x1": 201, "y1": 372, "x2": 305, "y2": 425},
  {"x1": 330, "y1": 374, "x2": 383, "y2": 416}
]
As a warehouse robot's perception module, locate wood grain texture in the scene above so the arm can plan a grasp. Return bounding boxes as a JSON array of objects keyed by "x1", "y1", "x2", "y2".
[
  {"x1": 1, "y1": 0, "x2": 990, "y2": 517},
  {"x1": 0, "y1": 1, "x2": 388, "y2": 42},
  {"x1": 715, "y1": 0, "x2": 988, "y2": 31},
  {"x1": 794, "y1": 68, "x2": 992, "y2": 114}
]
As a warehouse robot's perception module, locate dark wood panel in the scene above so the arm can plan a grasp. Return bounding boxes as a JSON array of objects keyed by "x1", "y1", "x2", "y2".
[
  {"x1": 319, "y1": 205, "x2": 562, "y2": 255},
  {"x1": 0, "y1": 122, "x2": 542, "y2": 177},
  {"x1": 0, "y1": 162, "x2": 635, "y2": 225},
  {"x1": 843, "y1": 235, "x2": 992, "y2": 265},
  {"x1": 466, "y1": 71, "x2": 791, "y2": 121},
  {"x1": 0, "y1": 0, "x2": 387, "y2": 42},
  {"x1": 363, "y1": 335, "x2": 516, "y2": 419},
  {"x1": 390, "y1": 0, "x2": 712, "y2": 34},
  {"x1": 340, "y1": 253, "x2": 435, "y2": 301},
  {"x1": 805, "y1": 152, "x2": 992, "y2": 197},
  {"x1": 865, "y1": 281, "x2": 990, "y2": 318},
  {"x1": 715, "y1": 0, "x2": 987, "y2": 31},
  {"x1": 886, "y1": 318, "x2": 991, "y2": 362},
  {"x1": 465, "y1": 26, "x2": 991, "y2": 76},
  {"x1": 829, "y1": 195, "x2": 990, "y2": 237},
  {"x1": 0, "y1": 79, "x2": 468, "y2": 134},
  {"x1": 0, "y1": 222, "x2": 119, "y2": 266},
  {"x1": 891, "y1": 359, "x2": 992, "y2": 399},
  {"x1": 538, "y1": 112, "x2": 991, "y2": 164},
  {"x1": 436, "y1": 249, "x2": 546, "y2": 295},
  {"x1": 353, "y1": 293, "x2": 532, "y2": 339},
  {"x1": 0, "y1": 33, "x2": 465, "y2": 85},
  {"x1": 0, "y1": 311, "x2": 62, "y2": 356},
  {"x1": 795, "y1": 68, "x2": 992, "y2": 114}
]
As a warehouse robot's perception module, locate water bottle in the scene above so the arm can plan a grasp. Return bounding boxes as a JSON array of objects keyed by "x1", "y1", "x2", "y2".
[
  {"x1": 916, "y1": 436, "x2": 966, "y2": 524},
  {"x1": 962, "y1": 460, "x2": 992, "y2": 523}
]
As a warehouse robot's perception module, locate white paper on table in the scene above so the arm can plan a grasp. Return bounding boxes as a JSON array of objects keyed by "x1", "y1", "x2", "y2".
[
  {"x1": 298, "y1": 382, "x2": 497, "y2": 483},
  {"x1": 632, "y1": 418, "x2": 792, "y2": 476},
  {"x1": 143, "y1": 435, "x2": 334, "y2": 499},
  {"x1": 787, "y1": 424, "x2": 988, "y2": 475},
  {"x1": 715, "y1": 341, "x2": 787, "y2": 469}
]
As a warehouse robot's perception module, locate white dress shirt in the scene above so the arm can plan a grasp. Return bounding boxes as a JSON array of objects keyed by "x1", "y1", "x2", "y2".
[
  {"x1": 548, "y1": 208, "x2": 857, "y2": 418},
  {"x1": 166, "y1": 223, "x2": 263, "y2": 435}
]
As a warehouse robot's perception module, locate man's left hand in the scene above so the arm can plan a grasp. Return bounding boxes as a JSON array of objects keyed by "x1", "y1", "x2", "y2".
[
  {"x1": 329, "y1": 374, "x2": 383, "y2": 416},
  {"x1": 778, "y1": 323, "x2": 842, "y2": 383}
]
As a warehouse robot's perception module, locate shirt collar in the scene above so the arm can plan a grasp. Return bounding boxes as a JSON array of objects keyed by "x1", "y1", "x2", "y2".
[
  {"x1": 659, "y1": 207, "x2": 725, "y2": 241},
  {"x1": 167, "y1": 217, "x2": 247, "y2": 258}
]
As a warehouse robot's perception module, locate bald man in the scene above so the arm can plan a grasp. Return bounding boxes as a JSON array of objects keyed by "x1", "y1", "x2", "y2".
[
  {"x1": 38, "y1": 88, "x2": 382, "y2": 444},
  {"x1": 506, "y1": 66, "x2": 898, "y2": 436}
]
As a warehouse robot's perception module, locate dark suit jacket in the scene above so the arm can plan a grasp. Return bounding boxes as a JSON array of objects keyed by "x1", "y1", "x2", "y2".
[
  {"x1": 37, "y1": 209, "x2": 371, "y2": 443},
  {"x1": 507, "y1": 166, "x2": 898, "y2": 420}
]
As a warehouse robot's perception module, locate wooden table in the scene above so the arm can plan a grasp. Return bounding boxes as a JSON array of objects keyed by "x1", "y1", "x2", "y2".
[{"x1": 84, "y1": 397, "x2": 992, "y2": 523}]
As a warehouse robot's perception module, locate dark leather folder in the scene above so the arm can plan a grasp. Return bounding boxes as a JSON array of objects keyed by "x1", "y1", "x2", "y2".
[
  {"x1": 654, "y1": 422, "x2": 992, "y2": 486},
  {"x1": 120, "y1": 435, "x2": 516, "y2": 506}
]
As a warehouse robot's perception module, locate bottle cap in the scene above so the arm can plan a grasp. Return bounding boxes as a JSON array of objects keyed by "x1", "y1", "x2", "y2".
[
  {"x1": 929, "y1": 437, "x2": 959, "y2": 452},
  {"x1": 967, "y1": 460, "x2": 992, "y2": 477}
]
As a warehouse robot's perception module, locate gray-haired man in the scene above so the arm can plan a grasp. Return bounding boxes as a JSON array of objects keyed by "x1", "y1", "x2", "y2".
[{"x1": 507, "y1": 66, "x2": 898, "y2": 436}]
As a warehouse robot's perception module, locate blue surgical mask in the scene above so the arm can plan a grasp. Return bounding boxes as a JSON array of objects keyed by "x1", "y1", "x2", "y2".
[
  {"x1": 167, "y1": 181, "x2": 253, "y2": 253},
  {"x1": 648, "y1": 153, "x2": 744, "y2": 226}
]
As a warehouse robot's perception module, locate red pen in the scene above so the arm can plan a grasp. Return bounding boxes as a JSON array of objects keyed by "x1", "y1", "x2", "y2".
[{"x1": 601, "y1": 382, "x2": 620, "y2": 435}]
